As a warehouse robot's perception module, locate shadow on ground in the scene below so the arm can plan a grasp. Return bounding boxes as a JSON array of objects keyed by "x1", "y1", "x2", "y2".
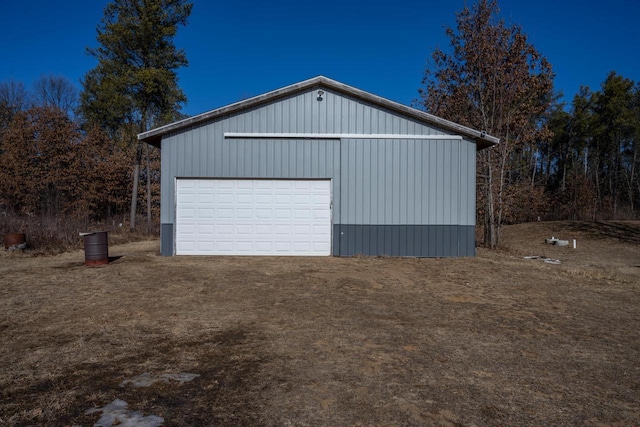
[{"x1": 563, "y1": 221, "x2": 640, "y2": 244}]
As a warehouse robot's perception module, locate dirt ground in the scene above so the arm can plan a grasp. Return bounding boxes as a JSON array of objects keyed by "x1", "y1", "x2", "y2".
[{"x1": 1, "y1": 221, "x2": 639, "y2": 426}]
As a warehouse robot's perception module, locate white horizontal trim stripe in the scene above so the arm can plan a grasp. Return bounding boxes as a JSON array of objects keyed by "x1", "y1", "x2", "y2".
[{"x1": 224, "y1": 132, "x2": 463, "y2": 140}]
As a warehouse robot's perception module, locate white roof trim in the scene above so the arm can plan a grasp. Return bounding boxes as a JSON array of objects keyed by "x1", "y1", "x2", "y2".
[{"x1": 224, "y1": 132, "x2": 463, "y2": 140}]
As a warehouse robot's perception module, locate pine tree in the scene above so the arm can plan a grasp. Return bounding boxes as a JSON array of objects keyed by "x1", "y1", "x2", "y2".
[
  {"x1": 591, "y1": 72, "x2": 639, "y2": 218},
  {"x1": 80, "y1": 0, "x2": 192, "y2": 231}
]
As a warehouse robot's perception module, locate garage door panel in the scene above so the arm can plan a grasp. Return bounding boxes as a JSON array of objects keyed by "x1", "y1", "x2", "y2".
[
  {"x1": 237, "y1": 208, "x2": 253, "y2": 218},
  {"x1": 256, "y1": 194, "x2": 272, "y2": 204},
  {"x1": 236, "y1": 241, "x2": 254, "y2": 251},
  {"x1": 297, "y1": 225, "x2": 315, "y2": 235},
  {"x1": 216, "y1": 224, "x2": 234, "y2": 235},
  {"x1": 314, "y1": 193, "x2": 330, "y2": 203},
  {"x1": 180, "y1": 193, "x2": 196, "y2": 203},
  {"x1": 236, "y1": 180, "x2": 253, "y2": 190},
  {"x1": 236, "y1": 224, "x2": 253, "y2": 235},
  {"x1": 255, "y1": 208, "x2": 272, "y2": 219},
  {"x1": 254, "y1": 241, "x2": 273, "y2": 251},
  {"x1": 216, "y1": 241, "x2": 234, "y2": 251},
  {"x1": 294, "y1": 181, "x2": 311, "y2": 190},
  {"x1": 177, "y1": 207, "x2": 196, "y2": 218},
  {"x1": 217, "y1": 208, "x2": 234, "y2": 219},
  {"x1": 294, "y1": 209, "x2": 311, "y2": 219},
  {"x1": 198, "y1": 192, "x2": 215, "y2": 201},
  {"x1": 218, "y1": 193, "x2": 234, "y2": 203},
  {"x1": 176, "y1": 179, "x2": 331, "y2": 255},
  {"x1": 198, "y1": 179, "x2": 216, "y2": 189},
  {"x1": 275, "y1": 195, "x2": 292, "y2": 204},
  {"x1": 179, "y1": 223, "x2": 196, "y2": 233},
  {"x1": 313, "y1": 225, "x2": 328, "y2": 235},
  {"x1": 197, "y1": 241, "x2": 215, "y2": 251},
  {"x1": 180, "y1": 242, "x2": 195, "y2": 252},
  {"x1": 312, "y1": 241, "x2": 329, "y2": 251},
  {"x1": 216, "y1": 180, "x2": 232, "y2": 189},
  {"x1": 275, "y1": 209, "x2": 292, "y2": 219},
  {"x1": 236, "y1": 193, "x2": 252, "y2": 204},
  {"x1": 275, "y1": 224, "x2": 291, "y2": 234},
  {"x1": 275, "y1": 181, "x2": 292, "y2": 190},
  {"x1": 294, "y1": 242, "x2": 311, "y2": 251},
  {"x1": 255, "y1": 224, "x2": 272, "y2": 235},
  {"x1": 180, "y1": 180, "x2": 196, "y2": 189},
  {"x1": 274, "y1": 241, "x2": 292, "y2": 251},
  {"x1": 255, "y1": 180, "x2": 272, "y2": 189},
  {"x1": 295, "y1": 194, "x2": 311, "y2": 204},
  {"x1": 198, "y1": 209, "x2": 214, "y2": 219},
  {"x1": 313, "y1": 208, "x2": 330, "y2": 220},
  {"x1": 199, "y1": 225, "x2": 215, "y2": 234}
]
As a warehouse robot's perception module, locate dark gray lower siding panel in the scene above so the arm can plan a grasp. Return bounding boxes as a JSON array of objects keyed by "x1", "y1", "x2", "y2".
[
  {"x1": 334, "y1": 224, "x2": 476, "y2": 257},
  {"x1": 160, "y1": 223, "x2": 174, "y2": 256}
]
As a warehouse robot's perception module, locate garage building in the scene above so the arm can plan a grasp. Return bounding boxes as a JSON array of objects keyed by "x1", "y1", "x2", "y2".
[{"x1": 138, "y1": 76, "x2": 498, "y2": 257}]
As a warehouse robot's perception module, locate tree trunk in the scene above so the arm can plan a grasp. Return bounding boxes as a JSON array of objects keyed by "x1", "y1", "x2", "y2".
[
  {"x1": 494, "y1": 129, "x2": 511, "y2": 249},
  {"x1": 561, "y1": 152, "x2": 567, "y2": 192},
  {"x1": 530, "y1": 148, "x2": 537, "y2": 187},
  {"x1": 483, "y1": 149, "x2": 497, "y2": 249},
  {"x1": 145, "y1": 143, "x2": 151, "y2": 233},
  {"x1": 129, "y1": 142, "x2": 142, "y2": 232},
  {"x1": 584, "y1": 147, "x2": 588, "y2": 177}
]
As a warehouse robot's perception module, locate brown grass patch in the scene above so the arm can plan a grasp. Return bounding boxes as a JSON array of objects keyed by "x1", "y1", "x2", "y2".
[{"x1": 1, "y1": 221, "x2": 639, "y2": 425}]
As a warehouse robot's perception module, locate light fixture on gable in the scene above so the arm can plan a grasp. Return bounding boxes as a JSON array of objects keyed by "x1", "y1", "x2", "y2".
[{"x1": 317, "y1": 90, "x2": 324, "y2": 101}]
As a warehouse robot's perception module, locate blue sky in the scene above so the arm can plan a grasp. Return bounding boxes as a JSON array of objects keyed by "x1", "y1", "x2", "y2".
[{"x1": 1, "y1": 0, "x2": 638, "y2": 117}]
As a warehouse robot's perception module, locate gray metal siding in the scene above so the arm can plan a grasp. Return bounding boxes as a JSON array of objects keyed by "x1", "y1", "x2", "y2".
[
  {"x1": 334, "y1": 225, "x2": 475, "y2": 257},
  {"x1": 223, "y1": 89, "x2": 434, "y2": 135},
  {"x1": 159, "y1": 87, "x2": 478, "y2": 257},
  {"x1": 339, "y1": 138, "x2": 476, "y2": 226},
  {"x1": 160, "y1": 88, "x2": 450, "y2": 225},
  {"x1": 461, "y1": 138, "x2": 477, "y2": 222}
]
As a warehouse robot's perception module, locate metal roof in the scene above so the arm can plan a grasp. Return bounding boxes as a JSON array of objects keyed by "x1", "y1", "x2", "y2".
[{"x1": 138, "y1": 76, "x2": 499, "y2": 149}]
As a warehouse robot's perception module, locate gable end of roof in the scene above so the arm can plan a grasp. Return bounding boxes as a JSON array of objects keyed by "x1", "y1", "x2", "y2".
[{"x1": 138, "y1": 76, "x2": 499, "y2": 149}]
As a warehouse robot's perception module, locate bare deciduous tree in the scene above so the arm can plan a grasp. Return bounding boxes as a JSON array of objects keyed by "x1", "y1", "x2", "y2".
[
  {"x1": 33, "y1": 75, "x2": 78, "y2": 117},
  {"x1": 0, "y1": 80, "x2": 30, "y2": 134},
  {"x1": 417, "y1": 0, "x2": 555, "y2": 247}
]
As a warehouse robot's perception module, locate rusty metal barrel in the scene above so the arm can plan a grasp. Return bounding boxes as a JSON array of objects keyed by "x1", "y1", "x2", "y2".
[
  {"x1": 80, "y1": 231, "x2": 109, "y2": 266},
  {"x1": 3, "y1": 233, "x2": 26, "y2": 250}
]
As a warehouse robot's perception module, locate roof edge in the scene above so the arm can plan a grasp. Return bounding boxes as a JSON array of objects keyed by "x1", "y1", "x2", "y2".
[{"x1": 139, "y1": 76, "x2": 499, "y2": 149}]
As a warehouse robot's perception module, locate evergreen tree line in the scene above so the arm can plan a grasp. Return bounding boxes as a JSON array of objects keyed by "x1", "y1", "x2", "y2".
[{"x1": 544, "y1": 74, "x2": 640, "y2": 221}]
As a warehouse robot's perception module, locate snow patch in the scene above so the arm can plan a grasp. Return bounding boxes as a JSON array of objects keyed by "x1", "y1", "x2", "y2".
[{"x1": 85, "y1": 399, "x2": 164, "y2": 427}]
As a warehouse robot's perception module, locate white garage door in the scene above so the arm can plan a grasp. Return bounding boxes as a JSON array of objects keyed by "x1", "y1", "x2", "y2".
[{"x1": 176, "y1": 179, "x2": 332, "y2": 255}]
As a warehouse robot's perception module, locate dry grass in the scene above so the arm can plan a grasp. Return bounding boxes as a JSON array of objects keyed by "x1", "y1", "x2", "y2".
[
  {"x1": 1, "y1": 215, "x2": 159, "y2": 255},
  {"x1": 1, "y1": 221, "x2": 639, "y2": 426}
]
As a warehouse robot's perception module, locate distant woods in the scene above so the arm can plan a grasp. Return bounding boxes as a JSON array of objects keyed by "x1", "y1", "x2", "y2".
[
  {"x1": 545, "y1": 73, "x2": 640, "y2": 222},
  {"x1": 417, "y1": 0, "x2": 640, "y2": 247},
  {"x1": 0, "y1": 76, "x2": 141, "y2": 226},
  {"x1": 0, "y1": 0, "x2": 191, "y2": 243}
]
